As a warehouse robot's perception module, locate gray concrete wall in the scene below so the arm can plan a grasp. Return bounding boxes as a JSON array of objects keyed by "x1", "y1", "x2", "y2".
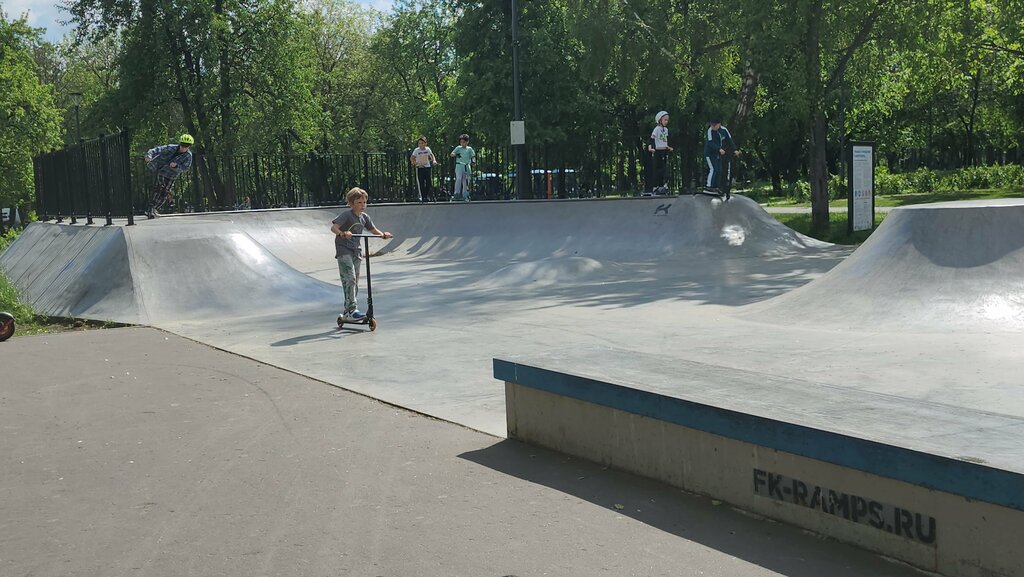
[{"x1": 506, "y1": 382, "x2": 1024, "y2": 577}]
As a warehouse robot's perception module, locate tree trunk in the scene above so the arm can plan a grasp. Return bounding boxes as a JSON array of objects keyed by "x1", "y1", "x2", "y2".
[
  {"x1": 806, "y1": 0, "x2": 830, "y2": 234},
  {"x1": 965, "y1": 69, "x2": 981, "y2": 167},
  {"x1": 731, "y1": 62, "x2": 760, "y2": 145}
]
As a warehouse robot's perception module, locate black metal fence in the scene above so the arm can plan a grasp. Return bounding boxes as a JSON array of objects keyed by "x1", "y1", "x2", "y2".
[
  {"x1": 34, "y1": 131, "x2": 136, "y2": 225},
  {"x1": 35, "y1": 133, "x2": 706, "y2": 222}
]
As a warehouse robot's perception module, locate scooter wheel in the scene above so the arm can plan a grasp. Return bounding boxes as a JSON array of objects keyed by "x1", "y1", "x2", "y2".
[
  {"x1": 336, "y1": 315, "x2": 344, "y2": 328},
  {"x1": 368, "y1": 318, "x2": 377, "y2": 332},
  {"x1": 0, "y1": 312, "x2": 15, "y2": 342}
]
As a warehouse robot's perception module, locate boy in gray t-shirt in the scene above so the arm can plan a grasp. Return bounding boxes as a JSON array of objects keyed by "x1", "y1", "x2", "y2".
[{"x1": 330, "y1": 187, "x2": 393, "y2": 320}]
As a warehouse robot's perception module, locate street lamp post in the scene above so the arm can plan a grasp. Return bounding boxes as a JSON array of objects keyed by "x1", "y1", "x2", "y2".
[
  {"x1": 69, "y1": 92, "x2": 83, "y2": 143},
  {"x1": 510, "y1": 0, "x2": 528, "y2": 199}
]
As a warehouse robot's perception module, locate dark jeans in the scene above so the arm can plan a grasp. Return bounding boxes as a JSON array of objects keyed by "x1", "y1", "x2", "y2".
[
  {"x1": 416, "y1": 167, "x2": 433, "y2": 202},
  {"x1": 651, "y1": 149, "x2": 670, "y2": 191}
]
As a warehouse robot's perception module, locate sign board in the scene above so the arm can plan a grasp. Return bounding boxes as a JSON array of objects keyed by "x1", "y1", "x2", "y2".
[
  {"x1": 510, "y1": 121, "x2": 526, "y2": 146},
  {"x1": 847, "y1": 141, "x2": 875, "y2": 233}
]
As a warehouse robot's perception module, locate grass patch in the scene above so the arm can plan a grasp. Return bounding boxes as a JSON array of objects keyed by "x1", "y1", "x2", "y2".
[
  {"x1": 874, "y1": 188, "x2": 1022, "y2": 207},
  {"x1": 773, "y1": 211, "x2": 887, "y2": 245},
  {"x1": 760, "y1": 187, "x2": 1023, "y2": 209}
]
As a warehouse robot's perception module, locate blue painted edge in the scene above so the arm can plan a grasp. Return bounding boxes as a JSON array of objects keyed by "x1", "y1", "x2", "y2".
[{"x1": 494, "y1": 358, "x2": 1024, "y2": 512}]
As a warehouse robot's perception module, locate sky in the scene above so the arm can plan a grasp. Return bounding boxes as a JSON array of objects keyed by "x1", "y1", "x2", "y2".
[{"x1": 1, "y1": 0, "x2": 395, "y2": 43}]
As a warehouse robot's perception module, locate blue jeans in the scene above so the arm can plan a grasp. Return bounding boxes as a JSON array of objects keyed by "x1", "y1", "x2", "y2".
[
  {"x1": 337, "y1": 253, "x2": 362, "y2": 312},
  {"x1": 454, "y1": 165, "x2": 471, "y2": 200}
]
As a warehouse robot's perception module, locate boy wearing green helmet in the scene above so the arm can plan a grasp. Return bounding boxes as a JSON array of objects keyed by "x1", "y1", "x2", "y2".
[{"x1": 144, "y1": 134, "x2": 194, "y2": 218}]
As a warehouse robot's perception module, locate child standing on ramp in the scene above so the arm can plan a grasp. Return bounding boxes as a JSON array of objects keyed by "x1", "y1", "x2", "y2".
[
  {"x1": 648, "y1": 111, "x2": 673, "y2": 194},
  {"x1": 704, "y1": 119, "x2": 739, "y2": 195},
  {"x1": 331, "y1": 188, "x2": 393, "y2": 322},
  {"x1": 449, "y1": 134, "x2": 476, "y2": 201}
]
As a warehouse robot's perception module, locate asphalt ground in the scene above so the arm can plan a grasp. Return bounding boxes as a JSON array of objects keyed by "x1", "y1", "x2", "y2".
[{"x1": 0, "y1": 327, "x2": 926, "y2": 577}]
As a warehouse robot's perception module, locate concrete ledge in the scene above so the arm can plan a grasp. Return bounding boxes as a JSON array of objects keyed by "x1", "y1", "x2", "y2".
[{"x1": 496, "y1": 358, "x2": 1024, "y2": 577}]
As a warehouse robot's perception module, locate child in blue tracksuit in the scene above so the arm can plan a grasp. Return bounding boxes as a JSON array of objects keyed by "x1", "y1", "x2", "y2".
[
  {"x1": 144, "y1": 134, "x2": 194, "y2": 217},
  {"x1": 704, "y1": 120, "x2": 739, "y2": 192}
]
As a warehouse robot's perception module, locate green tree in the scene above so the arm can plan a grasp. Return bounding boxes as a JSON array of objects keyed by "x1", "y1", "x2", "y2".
[
  {"x1": 372, "y1": 0, "x2": 460, "y2": 148},
  {"x1": 301, "y1": 0, "x2": 385, "y2": 151},
  {"x1": 0, "y1": 13, "x2": 63, "y2": 223},
  {"x1": 67, "y1": 0, "x2": 321, "y2": 205}
]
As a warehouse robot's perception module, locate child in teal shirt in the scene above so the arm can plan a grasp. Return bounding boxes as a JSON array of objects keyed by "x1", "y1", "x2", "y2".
[{"x1": 449, "y1": 134, "x2": 476, "y2": 201}]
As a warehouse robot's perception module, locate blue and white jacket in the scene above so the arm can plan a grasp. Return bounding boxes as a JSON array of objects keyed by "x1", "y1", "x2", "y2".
[
  {"x1": 145, "y1": 144, "x2": 193, "y2": 179},
  {"x1": 704, "y1": 126, "x2": 736, "y2": 157}
]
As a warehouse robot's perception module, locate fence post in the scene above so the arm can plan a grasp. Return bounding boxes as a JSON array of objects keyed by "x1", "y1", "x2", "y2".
[
  {"x1": 64, "y1": 151, "x2": 77, "y2": 224},
  {"x1": 191, "y1": 155, "x2": 202, "y2": 212},
  {"x1": 253, "y1": 152, "x2": 263, "y2": 208},
  {"x1": 124, "y1": 130, "x2": 135, "y2": 226},
  {"x1": 33, "y1": 156, "x2": 45, "y2": 221},
  {"x1": 80, "y1": 139, "x2": 95, "y2": 225},
  {"x1": 362, "y1": 152, "x2": 370, "y2": 192},
  {"x1": 99, "y1": 134, "x2": 113, "y2": 226}
]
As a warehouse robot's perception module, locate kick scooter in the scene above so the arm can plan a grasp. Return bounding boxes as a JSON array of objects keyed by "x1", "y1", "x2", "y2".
[{"x1": 336, "y1": 234, "x2": 383, "y2": 332}]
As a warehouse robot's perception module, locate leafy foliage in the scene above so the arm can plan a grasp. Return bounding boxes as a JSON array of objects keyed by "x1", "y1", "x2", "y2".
[
  {"x1": 4, "y1": 0, "x2": 1021, "y2": 213},
  {"x1": 0, "y1": 13, "x2": 63, "y2": 209}
]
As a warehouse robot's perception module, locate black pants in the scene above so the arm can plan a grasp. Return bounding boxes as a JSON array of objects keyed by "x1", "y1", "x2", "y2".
[
  {"x1": 651, "y1": 149, "x2": 670, "y2": 191},
  {"x1": 416, "y1": 167, "x2": 433, "y2": 202}
]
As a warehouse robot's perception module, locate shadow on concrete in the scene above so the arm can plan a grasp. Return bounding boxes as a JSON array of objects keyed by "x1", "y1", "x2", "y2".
[
  {"x1": 270, "y1": 328, "x2": 344, "y2": 347},
  {"x1": 459, "y1": 439, "x2": 923, "y2": 577}
]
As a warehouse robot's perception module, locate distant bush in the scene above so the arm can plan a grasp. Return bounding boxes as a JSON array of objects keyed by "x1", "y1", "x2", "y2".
[
  {"x1": 828, "y1": 174, "x2": 847, "y2": 200},
  {"x1": 0, "y1": 227, "x2": 21, "y2": 253},
  {"x1": 875, "y1": 165, "x2": 911, "y2": 196},
  {"x1": 875, "y1": 164, "x2": 1024, "y2": 196},
  {"x1": 787, "y1": 179, "x2": 810, "y2": 202},
  {"x1": 940, "y1": 164, "x2": 1024, "y2": 191}
]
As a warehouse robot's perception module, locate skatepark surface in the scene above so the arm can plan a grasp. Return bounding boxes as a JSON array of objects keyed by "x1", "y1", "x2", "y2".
[
  {"x1": 5, "y1": 195, "x2": 1024, "y2": 574},
  {"x1": 5, "y1": 196, "x2": 1023, "y2": 457},
  {"x1": 4, "y1": 197, "x2": 1024, "y2": 467}
]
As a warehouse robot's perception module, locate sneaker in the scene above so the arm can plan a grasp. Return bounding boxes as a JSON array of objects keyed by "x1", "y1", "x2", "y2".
[{"x1": 347, "y1": 310, "x2": 366, "y2": 320}]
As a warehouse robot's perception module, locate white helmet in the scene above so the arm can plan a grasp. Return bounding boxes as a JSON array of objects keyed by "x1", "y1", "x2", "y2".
[{"x1": 655, "y1": 111, "x2": 669, "y2": 124}]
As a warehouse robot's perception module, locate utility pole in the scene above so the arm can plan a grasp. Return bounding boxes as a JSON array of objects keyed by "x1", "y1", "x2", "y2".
[{"x1": 511, "y1": 0, "x2": 528, "y2": 199}]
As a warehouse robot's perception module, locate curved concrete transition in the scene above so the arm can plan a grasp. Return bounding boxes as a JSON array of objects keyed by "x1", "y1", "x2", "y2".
[
  {"x1": 6, "y1": 196, "x2": 1024, "y2": 575},
  {"x1": 2, "y1": 197, "x2": 1022, "y2": 442},
  {"x1": 746, "y1": 199, "x2": 1024, "y2": 331}
]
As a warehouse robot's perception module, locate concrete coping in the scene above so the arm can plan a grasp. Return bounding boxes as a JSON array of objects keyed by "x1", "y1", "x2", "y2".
[{"x1": 493, "y1": 351, "x2": 1024, "y2": 512}]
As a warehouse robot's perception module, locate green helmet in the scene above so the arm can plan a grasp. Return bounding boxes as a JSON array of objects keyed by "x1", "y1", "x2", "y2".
[{"x1": 179, "y1": 133, "x2": 195, "y2": 145}]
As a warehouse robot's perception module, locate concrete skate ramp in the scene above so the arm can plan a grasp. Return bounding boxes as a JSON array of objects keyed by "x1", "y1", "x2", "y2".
[
  {"x1": 2, "y1": 196, "x2": 828, "y2": 325},
  {"x1": 0, "y1": 219, "x2": 341, "y2": 325},
  {"x1": 2, "y1": 196, "x2": 846, "y2": 435},
  {"x1": 745, "y1": 199, "x2": 1024, "y2": 331},
  {"x1": 0, "y1": 224, "x2": 139, "y2": 323},
  {"x1": 218, "y1": 194, "x2": 828, "y2": 266}
]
